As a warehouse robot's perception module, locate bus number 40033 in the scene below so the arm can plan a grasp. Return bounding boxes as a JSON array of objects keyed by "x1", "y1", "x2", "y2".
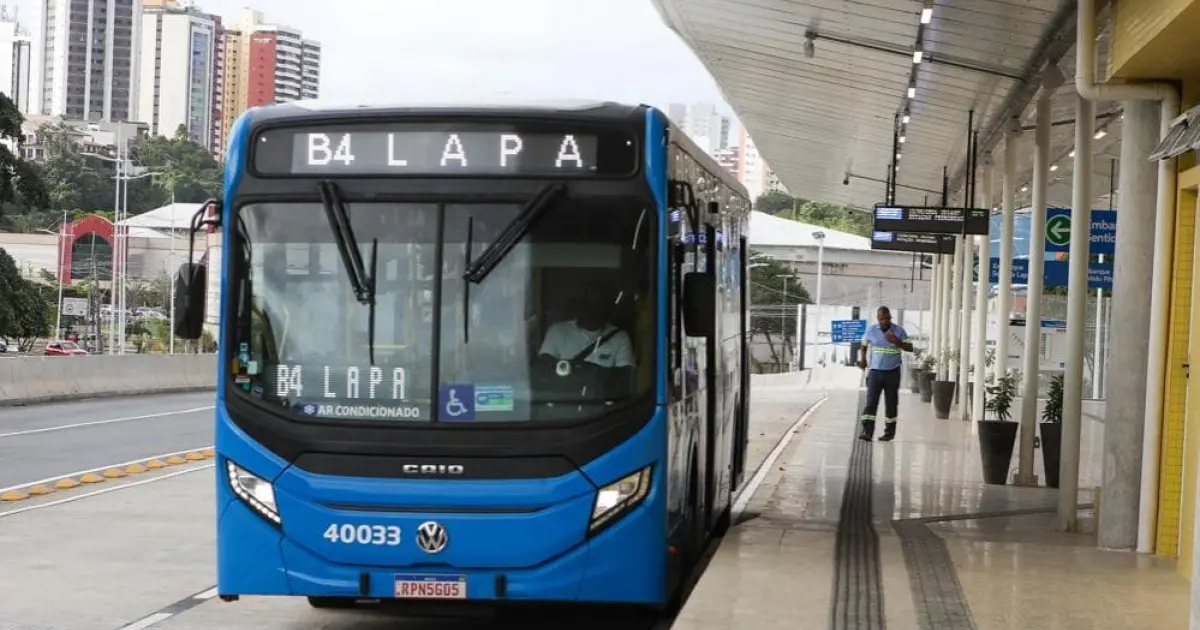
[{"x1": 323, "y1": 523, "x2": 402, "y2": 546}]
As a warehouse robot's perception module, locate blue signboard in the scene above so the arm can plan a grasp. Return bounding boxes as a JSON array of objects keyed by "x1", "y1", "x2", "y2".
[
  {"x1": 1044, "y1": 208, "x2": 1117, "y2": 255},
  {"x1": 988, "y1": 258, "x2": 1113, "y2": 290},
  {"x1": 831, "y1": 319, "x2": 867, "y2": 344}
]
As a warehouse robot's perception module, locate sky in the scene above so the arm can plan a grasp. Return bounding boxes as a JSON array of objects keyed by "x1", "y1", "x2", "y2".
[{"x1": 14, "y1": 0, "x2": 736, "y2": 118}]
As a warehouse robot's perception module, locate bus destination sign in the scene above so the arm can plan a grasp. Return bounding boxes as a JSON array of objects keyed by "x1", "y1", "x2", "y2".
[
  {"x1": 871, "y1": 231, "x2": 957, "y2": 254},
  {"x1": 872, "y1": 205, "x2": 989, "y2": 235},
  {"x1": 252, "y1": 124, "x2": 637, "y2": 177}
]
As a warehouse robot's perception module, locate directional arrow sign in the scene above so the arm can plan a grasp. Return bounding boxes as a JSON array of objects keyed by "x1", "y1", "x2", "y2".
[{"x1": 1046, "y1": 214, "x2": 1071, "y2": 247}]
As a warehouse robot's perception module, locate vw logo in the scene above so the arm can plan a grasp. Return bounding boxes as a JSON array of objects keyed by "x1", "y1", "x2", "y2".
[{"x1": 415, "y1": 521, "x2": 448, "y2": 554}]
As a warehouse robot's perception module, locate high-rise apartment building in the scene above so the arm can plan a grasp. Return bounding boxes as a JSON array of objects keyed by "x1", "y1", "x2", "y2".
[
  {"x1": 665, "y1": 102, "x2": 730, "y2": 156},
  {"x1": 137, "y1": 0, "x2": 222, "y2": 153},
  {"x1": 0, "y1": 13, "x2": 34, "y2": 114},
  {"x1": 34, "y1": 0, "x2": 143, "y2": 121},
  {"x1": 217, "y1": 9, "x2": 320, "y2": 157}
]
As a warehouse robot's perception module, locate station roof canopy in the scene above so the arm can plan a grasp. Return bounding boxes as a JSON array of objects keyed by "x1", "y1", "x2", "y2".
[{"x1": 652, "y1": 0, "x2": 1126, "y2": 212}]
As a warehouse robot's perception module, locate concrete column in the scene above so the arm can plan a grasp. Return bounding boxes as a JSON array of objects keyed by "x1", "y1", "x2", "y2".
[
  {"x1": 997, "y1": 126, "x2": 1018, "y2": 381},
  {"x1": 940, "y1": 254, "x2": 954, "y2": 380},
  {"x1": 973, "y1": 159, "x2": 994, "y2": 420},
  {"x1": 949, "y1": 237, "x2": 964, "y2": 379},
  {"x1": 931, "y1": 256, "x2": 942, "y2": 355},
  {"x1": 959, "y1": 230, "x2": 973, "y2": 416},
  {"x1": 1098, "y1": 99, "x2": 1159, "y2": 549},
  {"x1": 1060, "y1": 94, "x2": 1095, "y2": 532},
  {"x1": 1017, "y1": 87, "x2": 1053, "y2": 485},
  {"x1": 1140, "y1": 96, "x2": 1180, "y2": 554}
]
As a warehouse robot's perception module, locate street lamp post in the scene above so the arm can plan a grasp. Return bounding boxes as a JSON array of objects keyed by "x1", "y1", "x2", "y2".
[{"x1": 812, "y1": 230, "x2": 826, "y2": 307}]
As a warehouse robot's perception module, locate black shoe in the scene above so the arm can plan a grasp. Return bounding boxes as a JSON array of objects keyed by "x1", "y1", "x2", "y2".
[
  {"x1": 857, "y1": 420, "x2": 875, "y2": 441},
  {"x1": 879, "y1": 422, "x2": 897, "y2": 442}
]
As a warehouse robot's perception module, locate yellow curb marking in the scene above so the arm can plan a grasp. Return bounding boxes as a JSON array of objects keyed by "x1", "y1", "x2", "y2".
[
  {"x1": 78, "y1": 473, "x2": 105, "y2": 484},
  {"x1": 0, "y1": 491, "x2": 28, "y2": 501}
]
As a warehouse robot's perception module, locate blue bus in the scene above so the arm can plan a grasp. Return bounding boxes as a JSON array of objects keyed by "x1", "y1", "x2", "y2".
[{"x1": 172, "y1": 100, "x2": 753, "y2": 612}]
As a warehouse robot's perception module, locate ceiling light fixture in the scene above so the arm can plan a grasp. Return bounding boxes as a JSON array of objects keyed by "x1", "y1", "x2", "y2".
[
  {"x1": 1069, "y1": 150, "x2": 1076, "y2": 158},
  {"x1": 1094, "y1": 130, "x2": 1107, "y2": 139},
  {"x1": 913, "y1": 50, "x2": 923, "y2": 64},
  {"x1": 907, "y1": 86, "x2": 916, "y2": 98},
  {"x1": 920, "y1": 2, "x2": 933, "y2": 24},
  {"x1": 899, "y1": 135, "x2": 906, "y2": 143},
  {"x1": 902, "y1": 114, "x2": 911, "y2": 124},
  {"x1": 1050, "y1": 164, "x2": 1058, "y2": 171}
]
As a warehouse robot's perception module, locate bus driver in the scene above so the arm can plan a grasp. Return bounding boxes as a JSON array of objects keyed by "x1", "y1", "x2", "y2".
[{"x1": 537, "y1": 286, "x2": 636, "y2": 384}]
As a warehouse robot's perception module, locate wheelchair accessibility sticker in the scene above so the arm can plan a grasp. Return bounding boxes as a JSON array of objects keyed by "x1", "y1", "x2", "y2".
[{"x1": 439, "y1": 384, "x2": 476, "y2": 421}]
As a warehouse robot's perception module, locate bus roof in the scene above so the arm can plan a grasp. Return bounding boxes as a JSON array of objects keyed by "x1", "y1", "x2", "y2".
[{"x1": 245, "y1": 98, "x2": 653, "y2": 125}]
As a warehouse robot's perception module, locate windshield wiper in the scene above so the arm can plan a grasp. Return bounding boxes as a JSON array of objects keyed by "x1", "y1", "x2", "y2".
[
  {"x1": 318, "y1": 180, "x2": 379, "y2": 363},
  {"x1": 462, "y1": 183, "x2": 566, "y2": 284}
]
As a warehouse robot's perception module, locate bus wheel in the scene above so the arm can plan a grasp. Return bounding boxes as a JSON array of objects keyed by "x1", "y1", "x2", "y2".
[{"x1": 307, "y1": 596, "x2": 357, "y2": 609}]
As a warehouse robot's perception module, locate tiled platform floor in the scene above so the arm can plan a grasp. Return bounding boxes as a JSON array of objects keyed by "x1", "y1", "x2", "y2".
[{"x1": 673, "y1": 366, "x2": 1189, "y2": 630}]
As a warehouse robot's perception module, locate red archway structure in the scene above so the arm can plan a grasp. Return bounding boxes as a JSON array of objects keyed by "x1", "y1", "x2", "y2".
[{"x1": 58, "y1": 214, "x2": 115, "y2": 285}]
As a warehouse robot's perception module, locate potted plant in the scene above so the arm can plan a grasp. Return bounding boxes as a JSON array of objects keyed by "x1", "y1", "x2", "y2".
[
  {"x1": 909, "y1": 348, "x2": 925, "y2": 394},
  {"x1": 918, "y1": 353, "x2": 937, "y2": 402},
  {"x1": 1040, "y1": 373, "x2": 1063, "y2": 488},
  {"x1": 978, "y1": 370, "x2": 1019, "y2": 485},
  {"x1": 932, "y1": 348, "x2": 958, "y2": 419}
]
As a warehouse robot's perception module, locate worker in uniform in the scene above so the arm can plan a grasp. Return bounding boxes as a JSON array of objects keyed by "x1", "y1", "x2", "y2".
[{"x1": 857, "y1": 306, "x2": 914, "y2": 442}]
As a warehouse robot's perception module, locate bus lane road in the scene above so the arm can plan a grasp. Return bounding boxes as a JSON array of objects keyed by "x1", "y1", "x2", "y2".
[
  {"x1": 0, "y1": 373, "x2": 831, "y2": 630},
  {"x1": 0, "y1": 391, "x2": 215, "y2": 490}
]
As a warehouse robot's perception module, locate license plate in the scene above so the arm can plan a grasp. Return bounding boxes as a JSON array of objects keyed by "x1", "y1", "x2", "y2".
[{"x1": 394, "y1": 574, "x2": 467, "y2": 600}]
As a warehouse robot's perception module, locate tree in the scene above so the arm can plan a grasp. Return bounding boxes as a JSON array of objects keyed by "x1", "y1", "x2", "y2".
[
  {"x1": 0, "y1": 247, "x2": 49, "y2": 348},
  {"x1": 0, "y1": 93, "x2": 47, "y2": 221},
  {"x1": 755, "y1": 190, "x2": 799, "y2": 215},
  {"x1": 753, "y1": 192, "x2": 872, "y2": 237},
  {"x1": 35, "y1": 122, "x2": 123, "y2": 212},
  {"x1": 128, "y1": 125, "x2": 222, "y2": 205},
  {"x1": 11, "y1": 279, "x2": 50, "y2": 350},
  {"x1": 749, "y1": 252, "x2": 810, "y2": 369}
]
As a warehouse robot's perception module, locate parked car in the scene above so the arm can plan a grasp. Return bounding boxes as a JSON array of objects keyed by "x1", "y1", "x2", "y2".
[{"x1": 44, "y1": 340, "x2": 89, "y2": 356}]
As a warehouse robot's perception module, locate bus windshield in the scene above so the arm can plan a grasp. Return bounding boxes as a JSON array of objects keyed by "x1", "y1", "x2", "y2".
[{"x1": 229, "y1": 197, "x2": 656, "y2": 424}]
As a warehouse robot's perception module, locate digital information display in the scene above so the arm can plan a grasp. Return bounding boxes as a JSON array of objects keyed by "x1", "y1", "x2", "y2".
[
  {"x1": 871, "y1": 231, "x2": 957, "y2": 254},
  {"x1": 252, "y1": 123, "x2": 638, "y2": 177},
  {"x1": 872, "y1": 206, "x2": 989, "y2": 235}
]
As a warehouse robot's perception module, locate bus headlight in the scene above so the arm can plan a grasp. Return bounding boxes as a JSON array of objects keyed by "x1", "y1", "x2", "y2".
[
  {"x1": 226, "y1": 460, "x2": 281, "y2": 526},
  {"x1": 589, "y1": 465, "x2": 652, "y2": 533}
]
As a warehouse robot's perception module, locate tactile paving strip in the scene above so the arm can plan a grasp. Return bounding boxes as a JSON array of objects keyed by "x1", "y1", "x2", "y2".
[
  {"x1": 828, "y1": 436, "x2": 886, "y2": 630},
  {"x1": 892, "y1": 520, "x2": 978, "y2": 630}
]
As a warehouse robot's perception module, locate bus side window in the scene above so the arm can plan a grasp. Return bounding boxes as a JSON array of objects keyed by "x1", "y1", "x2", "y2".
[{"x1": 669, "y1": 240, "x2": 685, "y2": 402}]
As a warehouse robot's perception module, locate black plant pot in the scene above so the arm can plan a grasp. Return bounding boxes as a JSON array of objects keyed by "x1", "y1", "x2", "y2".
[
  {"x1": 919, "y1": 371, "x2": 935, "y2": 402},
  {"x1": 932, "y1": 380, "x2": 956, "y2": 419},
  {"x1": 1040, "y1": 422, "x2": 1061, "y2": 488},
  {"x1": 909, "y1": 368, "x2": 921, "y2": 394},
  {"x1": 978, "y1": 420, "x2": 1019, "y2": 485}
]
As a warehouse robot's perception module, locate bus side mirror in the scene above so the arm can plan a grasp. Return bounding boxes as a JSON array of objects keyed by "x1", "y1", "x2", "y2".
[
  {"x1": 682, "y1": 272, "x2": 714, "y2": 338},
  {"x1": 173, "y1": 262, "x2": 207, "y2": 340}
]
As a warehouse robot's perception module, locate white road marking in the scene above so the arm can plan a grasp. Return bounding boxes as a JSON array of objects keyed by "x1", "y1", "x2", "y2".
[
  {"x1": 0, "y1": 445, "x2": 214, "y2": 495},
  {"x1": 0, "y1": 406, "x2": 214, "y2": 439},
  {"x1": 0, "y1": 465, "x2": 214, "y2": 518},
  {"x1": 731, "y1": 396, "x2": 827, "y2": 522},
  {"x1": 194, "y1": 587, "x2": 218, "y2": 600},
  {"x1": 117, "y1": 612, "x2": 174, "y2": 630}
]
